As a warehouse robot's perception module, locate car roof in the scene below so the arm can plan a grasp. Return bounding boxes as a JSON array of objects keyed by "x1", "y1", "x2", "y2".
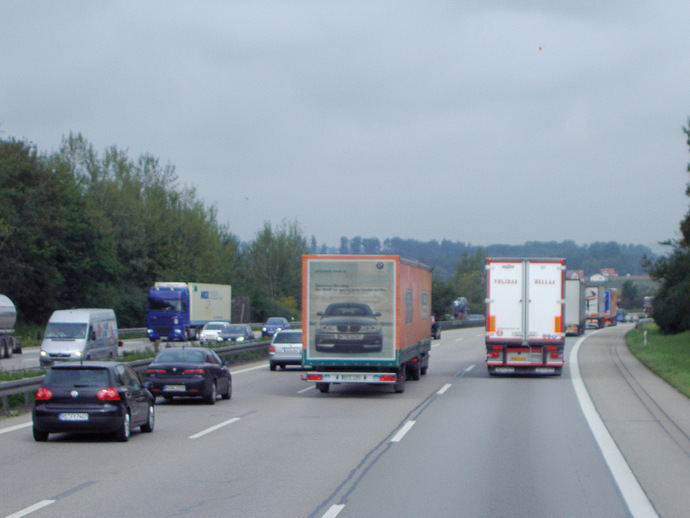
[{"x1": 50, "y1": 361, "x2": 119, "y2": 369}]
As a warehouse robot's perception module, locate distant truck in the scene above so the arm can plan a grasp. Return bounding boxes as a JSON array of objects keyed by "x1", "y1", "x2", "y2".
[
  {"x1": 302, "y1": 255, "x2": 432, "y2": 393},
  {"x1": 146, "y1": 282, "x2": 231, "y2": 341},
  {"x1": 0, "y1": 294, "x2": 22, "y2": 358},
  {"x1": 584, "y1": 285, "x2": 605, "y2": 329},
  {"x1": 565, "y1": 278, "x2": 586, "y2": 336},
  {"x1": 485, "y1": 258, "x2": 566, "y2": 376},
  {"x1": 602, "y1": 289, "x2": 618, "y2": 327}
]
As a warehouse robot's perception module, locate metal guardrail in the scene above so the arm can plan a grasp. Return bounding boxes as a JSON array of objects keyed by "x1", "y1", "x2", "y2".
[
  {"x1": 439, "y1": 318, "x2": 485, "y2": 330},
  {"x1": 0, "y1": 340, "x2": 270, "y2": 415}
]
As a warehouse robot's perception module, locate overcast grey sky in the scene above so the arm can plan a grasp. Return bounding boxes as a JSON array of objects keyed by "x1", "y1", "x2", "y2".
[{"x1": 2, "y1": 1, "x2": 688, "y2": 250}]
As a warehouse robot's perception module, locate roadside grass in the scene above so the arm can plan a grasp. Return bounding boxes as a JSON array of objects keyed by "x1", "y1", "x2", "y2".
[{"x1": 626, "y1": 323, "x2": 690, "y2": 398}]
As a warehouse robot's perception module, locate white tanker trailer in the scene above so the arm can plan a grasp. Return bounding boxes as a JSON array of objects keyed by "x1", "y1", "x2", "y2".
[{"x1": 0, "y1": 294, "x2": 22, "y2": 358}]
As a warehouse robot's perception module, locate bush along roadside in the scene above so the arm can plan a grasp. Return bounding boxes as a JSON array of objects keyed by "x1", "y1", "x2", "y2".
[{"x1": 626, "y1": 323, "x2": 690, "y2": 398}]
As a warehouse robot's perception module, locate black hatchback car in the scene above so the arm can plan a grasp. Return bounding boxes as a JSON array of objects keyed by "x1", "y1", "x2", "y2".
[
  {"x1": 32, "y1": 362, "x2": 154, "y2": 442},
  {"x1": 144, "y1": 347, "x2": 231, "y2": 404}
]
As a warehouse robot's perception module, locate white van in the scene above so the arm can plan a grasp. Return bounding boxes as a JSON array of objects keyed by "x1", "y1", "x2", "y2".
[{"x1": 39, "y1": 309, "x2": 121, "y2": 366}]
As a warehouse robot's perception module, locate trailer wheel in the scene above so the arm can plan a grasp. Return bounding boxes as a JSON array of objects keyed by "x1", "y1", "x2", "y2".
[
  {"x1": 488, "y1": 367, "x2": 497, "y2": 376},
  {"x1": 394, "y1": 367, "x2": 406, "y2": 393},
  {"x1": 554, "y1": 367, "x2": 563, "y2": 376},
  {"x1": 317, "y1": 382, "x2": 329, "y2": 393},
  {"x1": 407, "y1": 361, "x2": 421, "y2": 381},
  {"x1": 11, "y1": 337, "x2": 21, "y2": 354},
  {"x1": 1, "y1": 337, "x2": 11, "y2": 359}
]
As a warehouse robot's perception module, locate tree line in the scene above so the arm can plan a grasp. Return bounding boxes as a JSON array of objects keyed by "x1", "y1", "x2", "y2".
[{"x1": 0, "y1": 134, "x2": 307, "y2": 327}]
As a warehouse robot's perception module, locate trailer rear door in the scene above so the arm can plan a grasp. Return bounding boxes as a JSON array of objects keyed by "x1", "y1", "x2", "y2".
[
  {"x1": 526, "y1": 261, "x2": 565, "y2": 344},
  {"x1": 486, "y1": 260, "x2": 524, "y2": 344}
]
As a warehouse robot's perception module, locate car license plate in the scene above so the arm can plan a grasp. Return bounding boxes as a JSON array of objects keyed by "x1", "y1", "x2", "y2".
[
  {"x1": 163, "y1": 385, "x2": 186, "y2": 392},
  {"x1": 340, "y1": 374, "x2": 364, "y2": 381},
  {"x1": 58, "y1": 413, "x2": 89, "y2": 422},
  {"x1": 338, "y1": 334, "x2": 363, "y2": 340}
]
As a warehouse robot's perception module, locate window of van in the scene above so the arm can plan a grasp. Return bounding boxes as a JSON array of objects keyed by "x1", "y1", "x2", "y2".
[{"x1": 45, "y1": 323, "x2": 87, "y2": 339}]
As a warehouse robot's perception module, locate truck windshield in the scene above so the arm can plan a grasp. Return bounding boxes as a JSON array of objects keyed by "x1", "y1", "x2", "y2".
[
  {"x1": 148, "y1": 298, "x2": 183, "y2": 312},
  {"x1": 44, "y1": 323, "x2": 87, "y2": 339}
]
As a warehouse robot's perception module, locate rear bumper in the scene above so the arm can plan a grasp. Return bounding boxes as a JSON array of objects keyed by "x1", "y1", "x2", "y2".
[
  {"x1": 33, "y1": 405, "x2": 124, "y2": 433},
  {"x1": 145, "y1": 377, "x2": 211, "y2": 397}
]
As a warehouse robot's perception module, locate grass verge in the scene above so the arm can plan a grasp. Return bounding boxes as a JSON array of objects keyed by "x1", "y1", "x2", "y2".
[{"x1": 626, "y1": 323, "x2": 690, "y2": 398}]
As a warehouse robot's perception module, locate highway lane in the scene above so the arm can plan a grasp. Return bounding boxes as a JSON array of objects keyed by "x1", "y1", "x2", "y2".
[
  {"x1": 0, "y1": 326, "x2": 658, "y2": 518},
  {"x1": 0, "y1": 328, "x2": 476, "y2": 517}
]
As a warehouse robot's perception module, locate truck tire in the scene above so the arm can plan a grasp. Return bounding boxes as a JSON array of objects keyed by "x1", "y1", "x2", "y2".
[
  {"x1": 317, "y1": 382, "x2": 330, "y2": 393},
  {"x1": 1, "y1": 337, "x2": 11, "y2": 359},
  {"x1": 394, "y1": 367, "x2": 406, "y2": 393},
  {"x1": 407, "y1": 361, "x2": 421, "y2": 381},
  {"x1": 488, "y1": 366, "x2": 497, "y2": 376},
  {"x1": 11, "y1": 337, "x2": 21, "y2": 354}
]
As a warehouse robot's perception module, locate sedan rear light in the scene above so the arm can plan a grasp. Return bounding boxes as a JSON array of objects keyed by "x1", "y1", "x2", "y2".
[
  {"x1": 97, "y1": 388, "x2": 122, "y2": 401},
  {"x1": 183, "y1": 369, "x2": 205, "y2": 375},
  {"x1": 35, "y1": 387, "x2": 53, "y2": 401},
  {"x1": 146, "y1": 368, "x2": 166, "y2": 374}
]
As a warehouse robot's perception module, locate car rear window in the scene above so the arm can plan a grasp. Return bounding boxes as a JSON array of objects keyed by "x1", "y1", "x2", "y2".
[
  {"x1": 45, "y1": 367, "x2": 111, "y2": 387},
  {"x1": 273, "y1": 332, "x2": 302, "y2": 344},
  {"x1": 154, "y1": 349, "x2": 206, "y2": 363}
]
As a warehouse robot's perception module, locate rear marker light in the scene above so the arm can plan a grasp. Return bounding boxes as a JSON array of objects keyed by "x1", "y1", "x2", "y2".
[
  {"x1": 35, "y1": 387, "x2": 53, "y2": 401},
  {"x1": 379, "y1": 375, "x2": 397, "y2": 382},
  {"x1": 306, "y1": 374, "x2": 323, "y2": 381},
  {"x1": 183, "y1": 369, "x2": 205, "y2": 374},
  {"x1": 97, "y1": 388, "x2": 121, "y2": 401}
]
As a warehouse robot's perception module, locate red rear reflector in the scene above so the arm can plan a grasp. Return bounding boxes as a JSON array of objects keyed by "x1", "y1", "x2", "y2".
[
  {"x1": 551, "y1": 352, "x2": 562, "y2": 359},
  {"x1": 488, "y1": 352, "x2": 500, "y2": 358},
  {"x1": 411, "y1": 357, "x2": 419, "y2": 363},
  {"x1": 379, "y1": 375, "x2": 397, "y2": 382},
  {"x1": 35, "y1": 387, "x2": 52, "y2": 401},
  {"x1": 306, "y1": 374, "x2": 323, "y2": 381},
  {"x1": 546, "y1": 346, "x2": 557, "y2": 351},
  {"x1": 97, "y1": 388, "x2": 121, "y2": 401},
  {"x1": 183, "y1": 369, "x2": 205, "y2": 374},
  {"x1": 492, "y1": 345, "x2": 504, "y2": 350}
]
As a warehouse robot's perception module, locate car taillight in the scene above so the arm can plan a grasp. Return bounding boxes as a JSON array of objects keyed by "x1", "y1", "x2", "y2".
[
  {"x1": 97, "y1": 388, "x2": 122, "y2": 401},
  {"x1": 269, "y1": 345, "x2": 275, "y2": 353},
  {"x1": 146, "y1": 368, "x2": 165, "y2": 374},
  {"x1": 183, "y1": 369, "x2": 205, "y2": 374},
  {"x1": 35, "y1": 387, "x2": 53, "y2": 401}
]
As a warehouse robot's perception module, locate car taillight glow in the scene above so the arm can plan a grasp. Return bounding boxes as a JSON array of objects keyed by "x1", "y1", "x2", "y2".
[
  {"x1": 35, "y1": 387, "x2": 52, "y2": 400},
  {"x1": 269, "y1": 345, "x2": 275, "y2": 353},
  {"x1": 97, "y1": 388, "x2": 121, "y2": 401},
  {"x1": 306, "y1": 374, "x2": 323, "y2": 381},
  {"x1": 146, "y1": 368, "x2": 165, "y2": 374},
  {"x1": 183, "y1": 369, "x2": 205, "y2": 374},
  {"x1": 379, "y1": 375, "x2": 397, "y2": 382}
]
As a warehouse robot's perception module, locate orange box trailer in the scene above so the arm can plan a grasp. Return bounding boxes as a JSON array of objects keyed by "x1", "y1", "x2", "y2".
[{"x1": 301, "y1": 255, "x2": 432, "y2": 393}]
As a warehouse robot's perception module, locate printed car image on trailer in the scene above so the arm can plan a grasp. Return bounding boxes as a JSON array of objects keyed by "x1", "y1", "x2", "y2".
[{"x1": 485, "y1": 258, "x2": 566, "y2": 376}]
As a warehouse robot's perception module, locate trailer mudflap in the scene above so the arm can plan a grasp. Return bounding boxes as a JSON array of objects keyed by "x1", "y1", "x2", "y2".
[{"x1": 302, "y1": 371, "x2": 398, "y2": 384}]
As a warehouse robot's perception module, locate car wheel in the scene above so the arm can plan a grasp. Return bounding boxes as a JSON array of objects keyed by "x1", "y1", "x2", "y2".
[
  {"x1": 115, "y1": 411, "x2": 131, "y2": 442},
  {"x1": 140, "y1": 404, "x2": 155, "y2": 433},
  {"x1": 33, "y1": 427, "x2": 48, "y2": 442},
  {"x1": 221, "y1": 380, "x2": 231, "y2": 400},
  {"x1": 269, "y1": 362, "x2": 277, "y2": 371},
  {"x1": 205, "y1": 382, "x2": 217, "y2": 404}
]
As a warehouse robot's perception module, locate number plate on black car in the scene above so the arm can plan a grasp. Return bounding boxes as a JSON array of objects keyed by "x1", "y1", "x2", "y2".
[{"x1": 58, "y1": 413, "x2": 89, "y2": 422}]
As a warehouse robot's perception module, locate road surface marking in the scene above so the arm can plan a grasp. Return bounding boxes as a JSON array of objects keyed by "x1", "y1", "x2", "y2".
[
  {"x1": 437, "y1": 383, "x2": 452, "y2": 395},
  {"x1": 189, "y1": 417, "x2": 240, "y2": 439},
  {"x1": 390, "y1": 420, "x2": 416, "y2": 443},
  {"x1": 464, "y1": 364, "x2": 475, "y2": 373},
  {"x1": 231, "y1": 364, "x2": 267, "y2": 375},
  {"x1": 5, "y1": 500, "x2": 55, "y2": 518},
  {"x1": 431, "y1": 342, "x2": 441, "y2": 349},
  {"x1": 570, "y1": 332, "x2": 658, "y2": 518},
  {"x1": 298, "y1": 385, "x2": 315, "y2": 394},
  {"x1": 0, "y1": 421, "x2": 32, "y2": 435},
  {"x1": 455, "y1": 337, "x2": 465, "y2": 342},
  {"x1": 322, "y1": 504, "x2": 345, "y2": 518}
]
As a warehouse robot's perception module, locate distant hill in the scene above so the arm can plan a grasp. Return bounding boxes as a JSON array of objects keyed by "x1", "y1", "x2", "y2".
[{"x1": 328, "y1": 237, "x2": 655, "y2": 281}]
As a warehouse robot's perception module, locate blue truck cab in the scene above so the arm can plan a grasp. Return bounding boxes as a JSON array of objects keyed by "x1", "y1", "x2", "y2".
[{"x1": 146, "y1": 283, "x2": 191, "y2": 341}]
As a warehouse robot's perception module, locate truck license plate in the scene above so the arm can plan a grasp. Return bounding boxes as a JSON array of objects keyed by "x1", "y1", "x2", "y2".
[
  {"x1": 59, "y1": 413, "x2": 89, "y2": 422},
  {"x1": 510, "y1": 355, "x2": 526, "y2": 362}
]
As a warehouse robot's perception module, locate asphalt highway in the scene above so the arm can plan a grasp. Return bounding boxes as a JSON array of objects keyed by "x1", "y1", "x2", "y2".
[{"x1": 1, "y1": 326, "x2": 687, "y2": 518}]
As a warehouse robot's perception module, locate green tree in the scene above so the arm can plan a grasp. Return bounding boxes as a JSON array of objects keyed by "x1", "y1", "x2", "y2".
[
  {"x1": 620, "y1": 280, "x2": 639, "y2": 309},
  {"x1": 452, "y1": 249, "x2": 486, "y2": 314},
  {"x1": 244, "y1": 220, "x2": 309, "y2": 320},
  {"x1": 645, "y1": 120, "x2": 690, "y2": 333}
]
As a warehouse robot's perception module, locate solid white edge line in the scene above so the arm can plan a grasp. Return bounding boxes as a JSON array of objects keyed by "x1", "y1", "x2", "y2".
[
  {"x1": 390, "y1": 420, "x2": 416, "y2": 443},
  {"x1": 5, "y1": 499, "x2": 55, "y2": 518},
  {"x1": 437, "y1": 383, "x2": 452, "y2": 395},
  {"x1": 298, "y1": 385, "x2": 315, "y2": 394},
  {"x1": 321, "y1": 504, "x2": 345, "y2": 518},
  {"x1": 189, "y1": 417, "x2": 240, "y2": 440},
  {"x1": 0, "y1": 421, "x2": 32, "y2": 435},
  {"x1": 464, "y1": 364, "x2": 475, "y2": 372},
  {"x1": 570, "y1": 332, "x2": 658, "y2": 518}
]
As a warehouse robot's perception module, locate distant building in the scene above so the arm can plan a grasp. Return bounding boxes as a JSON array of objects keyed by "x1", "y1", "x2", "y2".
[
  {"x1": 600, "y1": 268, "x2": 618, "y2": 278},
  {"x1": 566, "y1": 270, "x2": 585, "y2": 280}
]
